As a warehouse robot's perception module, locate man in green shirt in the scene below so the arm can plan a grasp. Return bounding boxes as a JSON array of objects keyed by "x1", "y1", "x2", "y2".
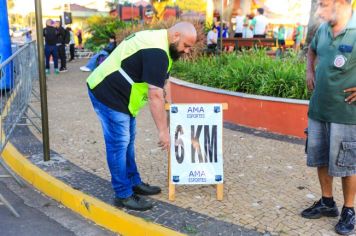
[
  {"x1": 293, "y1": 22, "x2": 304, "y2": 51},
  {"x1": 302, "y1": 0, "x2": 356, "y2": 234}
]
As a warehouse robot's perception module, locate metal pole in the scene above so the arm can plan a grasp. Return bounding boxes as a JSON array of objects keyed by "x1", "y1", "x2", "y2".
[{"x1": 34, "y1": 0, "x2": 51, "y2": 162}]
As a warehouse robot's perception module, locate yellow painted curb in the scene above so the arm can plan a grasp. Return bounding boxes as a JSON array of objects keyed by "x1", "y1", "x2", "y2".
[{"x1": 2, "y1": 143, "x2": 185, "y2": 236}]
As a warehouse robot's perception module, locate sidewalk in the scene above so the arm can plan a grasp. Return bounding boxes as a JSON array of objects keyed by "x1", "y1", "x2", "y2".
[{"x1": 19, "y1": 59, "x2": 354, "y2": 235}]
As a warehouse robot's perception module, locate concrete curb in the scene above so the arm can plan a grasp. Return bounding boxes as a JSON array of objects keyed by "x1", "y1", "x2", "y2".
[{"x1": 1, "y1": 142, "x2": 184, "y2": 236}]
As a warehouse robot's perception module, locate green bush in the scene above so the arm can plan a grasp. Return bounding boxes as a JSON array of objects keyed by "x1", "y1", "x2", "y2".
[
  {"x1": 85, "y1": 16, "x2": 129, "y2": 52},
  {"x1": 171, "y1": 51, "x2": 310, "y2": 100}
]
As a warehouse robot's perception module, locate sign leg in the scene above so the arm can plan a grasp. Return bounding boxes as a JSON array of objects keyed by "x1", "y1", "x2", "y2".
[
  {"x1": 168, "y1": 150, "x2": 175, "y2": 201},
  {"x1": 216, "y1": 183, "x2": 223, "y2": 201}
]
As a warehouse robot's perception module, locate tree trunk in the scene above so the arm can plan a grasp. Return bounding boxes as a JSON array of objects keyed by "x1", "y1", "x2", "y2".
[{"x1": 305, "y1": 0, "x2": 320, "y2": 46}]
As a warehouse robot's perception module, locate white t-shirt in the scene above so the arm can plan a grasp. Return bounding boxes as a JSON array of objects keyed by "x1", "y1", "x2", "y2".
[
  {"x1": 207, "y1": 30, "x2": 218, "y2": 45},
  {"x1": 253, "y1": 15, "x2": 268, "y2": 35},
  {"x1": 69, "y1": 31, "x2": 75, "y2": 45},
  {"x1": 235, "y1": 16, "x2": 244, "y2": 33}
]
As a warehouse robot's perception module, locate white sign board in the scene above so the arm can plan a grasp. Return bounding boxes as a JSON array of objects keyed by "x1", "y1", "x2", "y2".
[{"x1": 170, "y1": 104, "x2": 224, "y2": 185}]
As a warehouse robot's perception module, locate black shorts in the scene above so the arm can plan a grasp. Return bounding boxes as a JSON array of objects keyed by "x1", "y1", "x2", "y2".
[{"x1": 278, "y1": 39, "x2": 285, "y2": 46}]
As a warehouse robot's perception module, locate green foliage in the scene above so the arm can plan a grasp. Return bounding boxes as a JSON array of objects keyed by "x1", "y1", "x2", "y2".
[
  {"x1": 171, "y1": 51, "x2": 310, "y2": 100},
  {"x1": 85, "y1": 16, "x2": 128, "y2": 52}
]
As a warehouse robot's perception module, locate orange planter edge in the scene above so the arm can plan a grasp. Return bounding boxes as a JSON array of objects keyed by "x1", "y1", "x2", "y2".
[{"x1": 168, "y1": 78, "x2": 309, "y2": 139}]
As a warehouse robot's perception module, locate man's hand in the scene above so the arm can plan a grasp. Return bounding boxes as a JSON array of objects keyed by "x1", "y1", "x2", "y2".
[
  {"x1": 345, "y1": 87, "x2": 356, "y2": 104},
  {"x1": 306, "y1": 71, "x2": 315, "y2": 91},
  {"x1": 158, "y1": 129, "x2": 170, "y2": 150}
]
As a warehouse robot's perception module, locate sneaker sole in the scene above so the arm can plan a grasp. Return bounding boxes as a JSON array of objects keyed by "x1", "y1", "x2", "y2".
[
  {"x1": 114, "y1": 201, "x2": 153, "y2": 211},
  {"x1": 133, "y1": 190, "x2": 162, "y2": 196},
  {"x1": 302, "y1": 210, "x2": 339, "y2": 219},
  {"x1": 335, "y1": 230, "x2": 355, "y2": 236}
]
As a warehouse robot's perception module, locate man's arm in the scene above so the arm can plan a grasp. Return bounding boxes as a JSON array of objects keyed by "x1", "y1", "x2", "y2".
[
  {"x1": 148, "y1": 86, "x2": 170, "y2": 150},
  {"x1": 306, "y1": 47, "x2": 316, "y2": 91}
]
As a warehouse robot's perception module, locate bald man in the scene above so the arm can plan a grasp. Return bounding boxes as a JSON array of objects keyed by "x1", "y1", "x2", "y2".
[{"x1": 87, "y1": 22, "x2": 197, "y2": 211}]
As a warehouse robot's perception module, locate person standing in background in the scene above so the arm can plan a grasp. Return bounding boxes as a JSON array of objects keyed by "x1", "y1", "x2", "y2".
[
  {"x1": 234, "y1": 8, "x2": 244, "y2": 38},
  {"x1": 293, "y1": 22, "x2": 304, "y2": 51},
  {"x1": 251, "y1": 8, "x2": 268, "y2": 38},
  {"x1": 67, "y1": 27, "x2": 75, "y2": 62},
  {"x1": 43, "y1": 19, "x2": 59, "y2": 75},
  {"x1": 243, "y1": 14, "x2": 254, "y2": 38},
  {"x1": 277, "y1": 24, "x2": 286, "y2": 53},
  {"x1": 55, "y1": 21, "x2": 67, "y2": 72},
  {"x1": 207, "y1": 25, "x2": 218, "y2": 50},
  {"x1": 77, "y1": 29, "x2": 83, "y2": 49},
  {"x1": 25, "y1": 30, "x2": 32, "y2": 43}
]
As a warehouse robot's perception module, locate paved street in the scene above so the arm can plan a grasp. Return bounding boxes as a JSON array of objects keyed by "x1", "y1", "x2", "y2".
[
  {"x1": 0, "y1": 161, "x2": 114, "y2": 236},
  {"x1": 27, "y1": 59, "x2": 355, "y2": 235}
]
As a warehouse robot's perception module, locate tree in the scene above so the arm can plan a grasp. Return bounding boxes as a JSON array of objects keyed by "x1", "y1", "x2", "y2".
[
  {"x1": 305, "y1": 0, "x2": 320, "y2": 47},
  {"x1": 106, "y1": 0, "x2": 119, "y2": 11},
  {"x1": 7, "y1": 0, "x2": 15, "y2": 10}
]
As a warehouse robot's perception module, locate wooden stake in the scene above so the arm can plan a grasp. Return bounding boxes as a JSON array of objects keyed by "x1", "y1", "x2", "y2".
[
  {"x1": 216, "y1": 184, "x2": 223, "y2": 201},
  {"x1": 168, "y1": 149, "x2": 175, "y2": 201}
]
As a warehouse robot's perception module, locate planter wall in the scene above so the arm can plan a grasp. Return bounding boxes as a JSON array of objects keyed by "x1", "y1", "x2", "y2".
[{"x1": 168, "y1": 78, "x2": 309, "y2": 139}]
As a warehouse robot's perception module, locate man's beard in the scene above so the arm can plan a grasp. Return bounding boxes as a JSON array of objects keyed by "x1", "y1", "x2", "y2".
[{"x1": 169, "y1": 43, "x2": 183, "y2": 61}]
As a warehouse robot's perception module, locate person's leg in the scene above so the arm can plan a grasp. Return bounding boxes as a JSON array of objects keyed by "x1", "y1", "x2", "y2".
[
  {"x1": 59, "y1": 45, "x2": 66, "y2": 69},
  {"x1": 302, "y1": 118, "x2": 339, "y2": 219},
  {"x1": 126, "y1": 117, "x2": 142, "y2": 187},
  {"x1": 62, "y1": 45, "x2": 67, "y2": 68},
  {"x1": 88, "y1": 90, "x2": 152, "y2": 211},
  {"x1": 70, "y1": 44, "x2": 75, "y2": 60},
  {"x1": 318, "y1": 166, "x2": 334, "y2": 197},
  {"x1": 329, "y1": 123, "x2": 356, "y2": 234},
  {"x1": 88, "y1": 90, "x2": 133, "y2": 198},
  {"x1": 51, "y1": 46, "x2": 59, "y2": 70},
  {"x1": 44, "y1": 45, "x2": 51, "y2": 70},
  {"x1": 342, "y1": 176, "x2": 356, "y2": 207},
  {"x1": 85, "y1": 53, "x2": 102, "y2": 71}
]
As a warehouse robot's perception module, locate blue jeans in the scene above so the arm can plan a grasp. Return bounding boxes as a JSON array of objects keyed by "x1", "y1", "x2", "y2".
[
  {"x1": 86, "y1": 50, "x2": 108, "y2": 71},
  {"x1": 307, "y1": 118, "x2": 356, "y2": 177},
  {"x1": 88, "y1": 90, "x2": 142, "y2": 198},
  {"x1": 44, "y1": 45, "x2": 58, "y2": 70}
]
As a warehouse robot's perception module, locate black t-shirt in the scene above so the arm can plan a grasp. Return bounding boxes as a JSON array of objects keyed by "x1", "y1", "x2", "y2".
[{"x1": 90, "y1": 48, "x2": 169, "y2": 115}]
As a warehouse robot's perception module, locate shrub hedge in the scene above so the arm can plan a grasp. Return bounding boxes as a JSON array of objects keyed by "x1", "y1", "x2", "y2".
[{"x1": 171, "y1": 50, "x2": 310, "y2": 100}]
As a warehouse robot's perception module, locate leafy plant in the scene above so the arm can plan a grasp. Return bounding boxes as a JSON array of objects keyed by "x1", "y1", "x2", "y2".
[
  {"x1": 85, "y1": 15, "x2": 129, "y2": 52},
  {"x1": 171, "y1": 50, "x2": 310, "y2": 100},
  {"x1": 115, "y1": 18, "x2": 207, "y2": 60}
]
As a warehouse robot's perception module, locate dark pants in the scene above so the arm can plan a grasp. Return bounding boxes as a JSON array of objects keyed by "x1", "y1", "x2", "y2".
[
  {"x1": 253, "y1": 34, "x2": 266, "y2": 38},
  {"x1": 207, "y1": 44, "x2": 217, "y2": 50},
  {"x1": 69, "y1": 44, "x2": 75, "y2": 60},
  {"x1": 57, "y1": 44, "x2": 66, "y2": 69},
  {"x1": 44, "y1": 45, "x2": 58, "y2": 70},
  {"x1": 278, "y1": 39, "x2": 286, "y2": 47},
  {"x1": 234, "y1": 33, "x2": 243, "y2": 38}
]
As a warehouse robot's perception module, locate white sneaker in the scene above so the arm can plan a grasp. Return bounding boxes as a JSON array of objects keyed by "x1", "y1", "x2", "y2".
[{"x1": 80, "y1": 66, "x2": 91, "y2": 72}]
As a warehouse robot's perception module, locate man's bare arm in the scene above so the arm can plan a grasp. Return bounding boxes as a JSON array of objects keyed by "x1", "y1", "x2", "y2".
[
  {"x1": 148, "y1": 86, "x2": 170, "y2": 150},
  {"x1": 306, "y1": 47, "x2": 316, "y2": 91}
]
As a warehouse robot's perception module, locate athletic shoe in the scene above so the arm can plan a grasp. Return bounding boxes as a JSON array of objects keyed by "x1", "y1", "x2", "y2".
[
  {"x1": 301, "y1": 198, "x2": 339, "y2": 219},
  {"x1": 80, "y1": 66, "x2": 91, "y2": 72},
  {"x1": 114, "y1": 194, "x2": 152, "y2": 211}
]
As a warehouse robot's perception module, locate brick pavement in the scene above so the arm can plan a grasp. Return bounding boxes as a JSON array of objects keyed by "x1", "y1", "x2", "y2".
[{"x1": 28, "y1": 59, "x2": 355, "y2": 235}]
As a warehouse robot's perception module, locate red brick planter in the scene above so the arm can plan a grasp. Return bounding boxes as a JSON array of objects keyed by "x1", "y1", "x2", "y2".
[{"x1": 168, "y1": 78, "x2": 309, "y2": 139}]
